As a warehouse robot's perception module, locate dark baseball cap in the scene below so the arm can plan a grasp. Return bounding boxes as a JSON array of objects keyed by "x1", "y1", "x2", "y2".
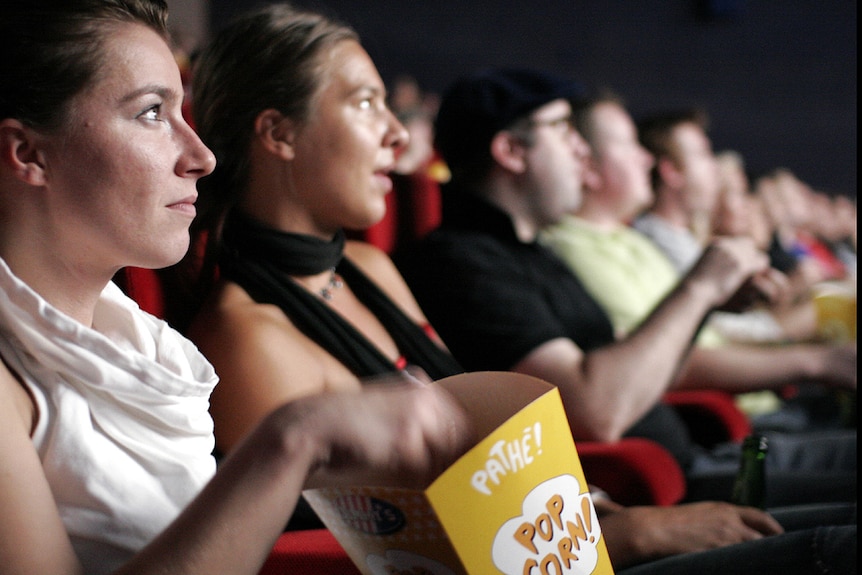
[{"x1": 435, "y1": 68, "x2": 584, "y2": 179}]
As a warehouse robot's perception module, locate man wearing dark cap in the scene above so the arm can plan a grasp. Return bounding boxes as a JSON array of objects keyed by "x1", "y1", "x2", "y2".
[{"x1": 395, "y1": 68, "x2": 855, "y2": 507}]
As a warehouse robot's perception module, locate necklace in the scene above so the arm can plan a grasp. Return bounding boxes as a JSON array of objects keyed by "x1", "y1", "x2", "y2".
[{"x1": 319, "y1": 267, "x2": 344, "y2": 300}]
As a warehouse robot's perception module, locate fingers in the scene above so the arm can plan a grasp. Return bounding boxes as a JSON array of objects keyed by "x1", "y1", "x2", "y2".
[
  {"x1": 384, "y1": 384, "x2": 472, "y2": 486},
  {"x1": 691, "y1": 236, "x2": 772, "y2": 308},
  {"x1": 613, "y1": 502, "x2": 772, "y2": 560},
  {"x1": 719, "y1": 267, "x2": 789, "y2": 312},
  {"x1": 748, "y1": 267, "x2": 792, "y2": 306},
  {"x1": 301, "y1": 382, "x2": 472, "y2": 488},
  {"x1": 410, "y1": 384, "x2": 474, "y2": 471},
  {"x1": 709, "y1": 235, "x2": 770, "y2": 275},
  {"x1": 715, "y1": 279, "x2": 761, "y2": 312},
  {"x1": 692, "y1": 504, "x2": 768, "y2": 547},
  {"x1": 737, "y1": 506, "x2": 785, "y2": 536}
]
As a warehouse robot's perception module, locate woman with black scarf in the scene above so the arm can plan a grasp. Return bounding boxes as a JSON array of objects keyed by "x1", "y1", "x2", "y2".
[{"x1": 184, "y1": 3, "x2": 462, "y2": 458}]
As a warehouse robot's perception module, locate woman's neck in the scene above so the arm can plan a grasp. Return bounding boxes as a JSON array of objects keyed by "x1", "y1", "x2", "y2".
[
  {"x1": 235, "y1": 200, "x2": 339, "y2": 243},
  {"x1": 0, "y1": 244, "x2": 108, "y2": 327}
]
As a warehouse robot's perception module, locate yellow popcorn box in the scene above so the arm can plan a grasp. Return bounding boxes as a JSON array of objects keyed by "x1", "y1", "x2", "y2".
[{"x1": 304, "y1": 371, "x2": 615, "y2": 575}]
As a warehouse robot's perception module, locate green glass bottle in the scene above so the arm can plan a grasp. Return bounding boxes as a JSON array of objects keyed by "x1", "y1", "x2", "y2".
[{"x1": 731, "y1": 434, "x2": 768, "y2": 508}]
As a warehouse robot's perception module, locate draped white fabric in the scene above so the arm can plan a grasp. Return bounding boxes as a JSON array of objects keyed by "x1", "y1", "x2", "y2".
[{"x1": 0, "y1": 258, "x2": 218, "y2": 574}]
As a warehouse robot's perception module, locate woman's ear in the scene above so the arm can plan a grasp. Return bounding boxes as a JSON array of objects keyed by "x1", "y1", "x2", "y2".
[
  {"x1": 253, "y1": 109, "x2": 297, "y2": 160},
  {"x1": 490, "y1": 130, "x2": 528, "y2": 174},
  {"x1": 0, "y1": 119, "x2": 48, "y2": 186}
]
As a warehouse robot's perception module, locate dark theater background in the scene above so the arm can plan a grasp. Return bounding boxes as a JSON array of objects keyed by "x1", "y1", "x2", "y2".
[{"x1": 171, "y1": 0, "x2": 856, "y2": 198}]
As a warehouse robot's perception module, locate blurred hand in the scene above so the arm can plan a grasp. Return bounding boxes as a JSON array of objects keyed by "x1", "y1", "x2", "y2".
[
  {"x1": 718, "y1": 267, "x2": 792, "y2": 313},
  {"x1": 687, "y1": 236, "x2": 774, "y2": 311},
  {"x1": 283, "y1": 376, "x2": 473, "y2": 489},
  {"x1": 601, "y1": 501, "x2": 784, "y2": 569}
]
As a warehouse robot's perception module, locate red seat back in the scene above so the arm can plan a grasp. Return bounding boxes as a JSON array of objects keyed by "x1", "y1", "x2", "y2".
[
  {"x1": 115, "y1": 267, "x2": 167, "y2": 319},
  {"x1": 259, "y1": 529, "x2": 360, "y2": 575}
]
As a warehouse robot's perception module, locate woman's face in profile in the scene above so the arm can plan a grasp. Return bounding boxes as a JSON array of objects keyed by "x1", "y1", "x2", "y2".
[
  {"x1": 36, "y1": 22, "x2": 215, "y2": 271},
  {"x1": 287, "y1": 40, "x2": 408, "y2": 236}
]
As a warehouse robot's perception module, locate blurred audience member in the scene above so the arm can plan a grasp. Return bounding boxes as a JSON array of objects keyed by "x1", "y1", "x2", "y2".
[
  {"x1": 708, "y1": 151, "x2": 818, "y2": 343},
  {"x1": 634, "y1": 108, "x2": 721, "y2": 273},
  {"x1": 396, "y1": 69, "x2": 856, "y2": 508}
]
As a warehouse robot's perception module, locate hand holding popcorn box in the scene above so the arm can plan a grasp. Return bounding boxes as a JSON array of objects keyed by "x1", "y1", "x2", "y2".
[{"x1": 304, "y1": 372, "x2": 616, "y2": 575}]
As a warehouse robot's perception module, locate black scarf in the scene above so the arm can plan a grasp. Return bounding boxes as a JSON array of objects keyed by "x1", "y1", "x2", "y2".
[{"x1": 218, "y1": 211, "x2": 463, "y2": 380}]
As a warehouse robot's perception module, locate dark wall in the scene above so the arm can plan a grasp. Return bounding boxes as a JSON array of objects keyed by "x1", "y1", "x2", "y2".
[{"x1": 210, "y1": 0, "x2": 857, "y2": 197}]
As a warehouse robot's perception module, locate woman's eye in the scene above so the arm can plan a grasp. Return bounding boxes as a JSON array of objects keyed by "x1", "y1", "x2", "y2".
[
  {"x1": 140, "y1": 104, "x2": 163, "y2": 121},
  {"x1": 358, "y1": 98, "x2": 372, "y2": 110}
]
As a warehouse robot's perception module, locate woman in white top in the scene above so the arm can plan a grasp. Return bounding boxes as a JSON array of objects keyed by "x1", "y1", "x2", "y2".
[{"x1": 0, "y1": 2, "x2": 470, "y2": 574}]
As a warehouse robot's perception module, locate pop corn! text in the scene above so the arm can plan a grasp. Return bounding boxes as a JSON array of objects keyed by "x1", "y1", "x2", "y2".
[{"x1": 515, "y1": 494, "x2": 596, "y2": 574}]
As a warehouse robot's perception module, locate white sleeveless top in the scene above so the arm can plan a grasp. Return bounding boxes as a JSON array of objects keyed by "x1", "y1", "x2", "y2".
[{"x1": 0, "y1": 258, "x2": 218, "y2": 575}]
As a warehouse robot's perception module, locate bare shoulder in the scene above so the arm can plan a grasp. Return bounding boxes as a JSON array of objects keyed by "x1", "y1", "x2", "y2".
[
  {"x1": 0, "y1": 358, "x2": 80, "y2": 573},
  {"x1": 188, "y1": 281, "x2": 358, "y2": 452},
  {"x1": 344, "y1": 240, "x2": 396, "y2": 276},
  {"x1": 189, "y1": 281, "x2": 287, "y2": 347},
  {"x1": 188, "y1": 281, "x2": 329, "y2": 384},
  {"x1": 345, "y1": 240, "x2": 428, "y2": 324}
]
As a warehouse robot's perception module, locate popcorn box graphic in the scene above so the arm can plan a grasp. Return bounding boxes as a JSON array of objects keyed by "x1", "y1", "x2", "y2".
[{"x1": 304, "y1": 371, "x2": 615, "y2": 575}]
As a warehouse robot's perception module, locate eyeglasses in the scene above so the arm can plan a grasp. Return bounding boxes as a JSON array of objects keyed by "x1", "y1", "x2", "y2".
[
  {"x1": 526, "y1": 113, "x2": 576, "y2": 132},
  {"x1": 507, "y1": 113, "x2": 579, "y2": 145}
]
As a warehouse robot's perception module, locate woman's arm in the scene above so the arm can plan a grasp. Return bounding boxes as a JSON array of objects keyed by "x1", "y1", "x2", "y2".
[
  {"x1": 0, "y1": 367, "x2": 470, "y2": 575},
  {"x1": 125, "y1": 381, "x2": 470, "y2": 575},
  {"x1": 0, "y1": 367, "x2": 83, "y2": 575}
]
